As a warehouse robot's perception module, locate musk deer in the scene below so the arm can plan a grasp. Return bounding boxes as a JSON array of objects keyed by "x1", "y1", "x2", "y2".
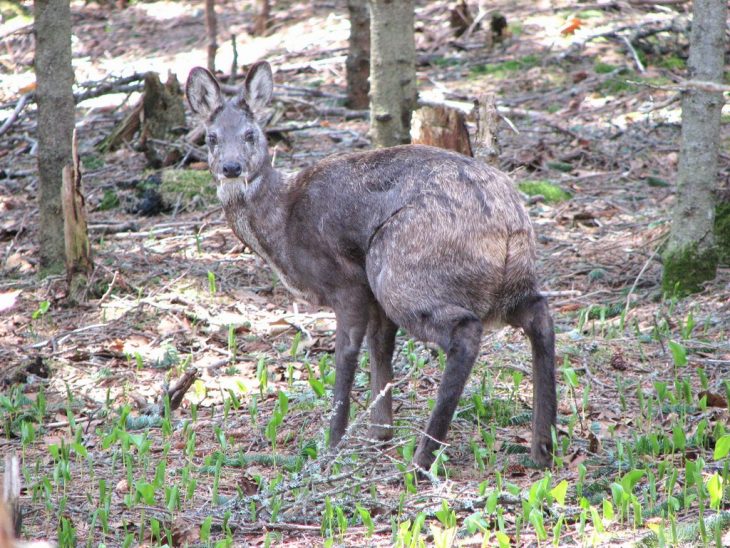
[{"x1": 186, "y1": 62, "x2": 556, "y2": 472}]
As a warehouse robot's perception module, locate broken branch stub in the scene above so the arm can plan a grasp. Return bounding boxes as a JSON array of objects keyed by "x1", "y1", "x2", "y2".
[
  {"x1": 473, "y1": 93, "x2": 500, "y2": 166},
  {"x1": 62, "y1": 129, "x2": 92, "y2": 302}
]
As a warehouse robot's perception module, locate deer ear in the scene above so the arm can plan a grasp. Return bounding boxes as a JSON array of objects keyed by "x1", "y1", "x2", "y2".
[
  {"x1": 242, "y1": 61, "x2": 273, "y2": 112},
  {"x1": 186, "y1": 67, "x2": 223, "y2": 118}
]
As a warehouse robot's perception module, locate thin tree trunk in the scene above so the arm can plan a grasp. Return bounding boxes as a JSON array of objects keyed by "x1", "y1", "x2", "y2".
[
  {"x1": 368, "y1": 0, "x2": 416, "y2": 147},
  {"x1": 254, "y1": 0, "x2": 270, "y2": 36},
  {"x1": 34, "y1": 0, "x2": 76, "y2": 276},
  {"x1": 346, "y1": 0, "x2": 370, "y2": 109},
  {"x1": 662, "y1": 0, "x2": 726, "y2": 294},
  {"x1": 205, "y1": 0, "x2": 217, "y2": 73}
]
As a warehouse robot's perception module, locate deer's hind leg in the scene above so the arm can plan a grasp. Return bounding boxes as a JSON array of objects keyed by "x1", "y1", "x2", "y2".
[{"x1": 506, "y1": 294, "x2": 556, "y2": 467}]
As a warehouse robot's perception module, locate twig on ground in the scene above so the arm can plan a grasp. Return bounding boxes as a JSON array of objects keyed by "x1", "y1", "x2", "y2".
[
  {"x1": 628, "y1": 79, "x2": 730, "y2": 94},
  {"x1": 89, "y1": 221, "x2": 140, "y2": 235},
  {"x1": 542, "y1": 290, "x2": 582, "y2": 298},
  {"x1": 29, "y1": 322, "x2": 109, "y2": 350},
  {"x1": 620, "y1": 34, "x2": 645, "y2": 73},
  {"x1": 98, "y1": 271, "x2": 118, "y2": 305},
  {"x1": 622, "y1": 235, "x2": 666, "y2": 325},
  {"x1": 0, "y1": 93, "x2": 32, "y2": 137}
]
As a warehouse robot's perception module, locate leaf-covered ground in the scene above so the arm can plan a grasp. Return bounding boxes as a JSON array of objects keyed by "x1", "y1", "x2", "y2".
[{"x1": 1, "y1": 1, "x2": 729, "y2": 546}]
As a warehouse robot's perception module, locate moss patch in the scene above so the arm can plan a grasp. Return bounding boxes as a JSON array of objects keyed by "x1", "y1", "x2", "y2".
[
  {"x1": 470, "y1": 54, "x2": 540, "y2": 78},
  {"x1": 715, "y1": 201, "x2": 730, "y2": 265},
  {"x1": 160, "y1": 169, "x2": 216, "y2": 210},
  {"x1": 598, "y1": 69, "x2": 636, "y2": 95},
  {"x1": 518, "y1": 180, "x2": 572, "y2": 203},
  {"x1": 656, "y1": 54, "x2": 686, "y2": 71},
  {"x1": 594, "y1": 61, "x2": 617, "y2": 74},
  {"x1": 662, "y1": 242, "x2": 718, "y2": 296}
]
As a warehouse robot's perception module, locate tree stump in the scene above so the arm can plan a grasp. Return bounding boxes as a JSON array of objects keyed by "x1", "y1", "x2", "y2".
[
  {"x1": 449, "y1": 0, "x2": 473, "y2": 37},
  {"x1": 99, "y1": 72, "x2": 186, "y2": 167},
  {"x1": 410, "y1": 105, "x2": 472, "y2": 157},
  {"x1": 140, "y1": 72, "x2": 187, "y2": 168},
  {"x1": 62, "y1": 130, "x2": 92, "y2": 303}
]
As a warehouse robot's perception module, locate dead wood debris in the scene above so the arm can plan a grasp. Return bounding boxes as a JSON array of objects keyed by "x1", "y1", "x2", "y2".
[
  {"x1": 62, "y1": 129, "x2": 93, "y2": 303},
  {"x1": 473, "y1": 93, "x2": 500, "y2": 166},
  {"x1": 98, "y1": 72, "x2": 186, "y2": 168},
  {"x1": 411, "y1": 104, "x2": 472, "y2": 156},
  {"x1": 0, "y1": 356, "x2": 51, "y2": 387},
  {"x1": 140, "y1": 367, "x2": 200, "y2": 417}
]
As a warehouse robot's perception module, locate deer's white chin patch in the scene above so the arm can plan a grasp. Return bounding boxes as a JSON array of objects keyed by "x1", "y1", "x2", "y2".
[
  {"x1": 216, "y1": 175, "x2": 248, "y2": 186},
  {"x1": 216, "y1": 178, "x2": 247, "y2": 204}
]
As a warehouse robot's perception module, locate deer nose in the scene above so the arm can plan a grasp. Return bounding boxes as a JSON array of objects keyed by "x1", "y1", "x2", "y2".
[{"x1": 221, "y1": 162, "x2": 243, "y2": 178}]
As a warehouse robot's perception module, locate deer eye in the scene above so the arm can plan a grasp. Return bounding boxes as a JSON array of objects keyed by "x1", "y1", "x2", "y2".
[
  {"x1": 243, "y1": 130, "x2": 256, "y2": 143},
  {"x1": 207, "y1": 133, "x2": 218, "y2": 147}
]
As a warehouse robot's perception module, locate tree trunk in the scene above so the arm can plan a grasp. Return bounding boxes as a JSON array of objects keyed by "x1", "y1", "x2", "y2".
[
  {"x1": 368, "y1": 0, "x2": 416, "y2": 147},
  {"x1": 662, "y1": 0, "x2": 726, "y2": 295},
  {"x1": 346, "y1": 0, "x2": 370, "y2": 109},
  {"x1": 253, "y1": 0, "x2": 270, "y2": 36},
  {"x1": 34, "y1": 0, "x2": 76, "y2": 277},
  {"x1": 205, "y1": 0, "x2": 217, "y2": 73}
]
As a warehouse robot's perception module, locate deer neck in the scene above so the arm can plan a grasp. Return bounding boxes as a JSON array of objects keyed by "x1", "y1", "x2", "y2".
[{"x1": 217, "y1": 161, "x2": 306, "y2": 296}]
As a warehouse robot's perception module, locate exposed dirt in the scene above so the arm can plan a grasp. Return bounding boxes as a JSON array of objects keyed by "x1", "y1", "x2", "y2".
[{"x1": 1, "y1": 1, "x2": 729, "y2": 546}]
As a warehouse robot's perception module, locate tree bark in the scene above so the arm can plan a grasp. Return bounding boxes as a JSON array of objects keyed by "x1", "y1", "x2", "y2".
[
  {"x1": 662, "y1": 0, "x2": 726, "y2": 294},
  {"x1": 368, "y1": 0, "x2": 416, "y2": 147},
  {"x1": 34, "y1": 0, "x2": 76, "y2": 277},
  {"x1": 205, "y1": 0, "x2": 217, "y2": 73},
  {"x1": 346, "y1": 0, "x2": 370, "y2": 109},
  {"x1": 253, "y1": 0, "x2": 270, "y2": 36}
]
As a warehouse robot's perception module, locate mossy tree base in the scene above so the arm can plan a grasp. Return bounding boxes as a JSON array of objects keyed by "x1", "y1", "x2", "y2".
[
  {"x1": 714, "y1": 201, "x2": 730, "y2": 265},
  {"x1": 662, "y1": 242, "x2": 718, "y2": 296}
]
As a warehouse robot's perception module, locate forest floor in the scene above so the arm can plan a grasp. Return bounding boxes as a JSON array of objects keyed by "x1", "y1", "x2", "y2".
[{"x1": 1, "y1": 0, "x2": 729, "y2": 546}]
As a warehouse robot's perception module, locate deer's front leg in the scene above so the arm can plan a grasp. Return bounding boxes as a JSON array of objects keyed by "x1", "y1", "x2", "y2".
[
  {"x1": 329, "y1": 299, "x2": 370, "y2": 448},
  {"x1": 366, "y1": 302, "x2": 398, "y2": 440}
]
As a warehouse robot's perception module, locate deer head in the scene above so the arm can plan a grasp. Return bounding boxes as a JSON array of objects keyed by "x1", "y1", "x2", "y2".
[{"x1": 186, "y1": 62, "x2": 274, "y2": 186}]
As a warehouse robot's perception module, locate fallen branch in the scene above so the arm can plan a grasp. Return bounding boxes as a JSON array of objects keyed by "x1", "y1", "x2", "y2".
[
  {"x1": 561, "y1": 18, "x2": 679, "y2": 58},
  {"x1": 0, "y1": 74, "x2": 146, "y2": 135},
  {"x1": 28, "y1": 322, "x2": 109, "y2": 349},
  {"x1": 88, "y1": 221, "x2": 141, "y2": 235},
  {"x1": 74, "y1": 73, "x2": 146, "y2": 104},
  {"x1": 0, "y1": 93, "x2": 32, "y2": 137},
  {"x1": 628, "y1": 79, "x2": 730, "y2": 94},
  {"x1": 620, "y1": 34, "x2": 645, "y2": 73}
]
